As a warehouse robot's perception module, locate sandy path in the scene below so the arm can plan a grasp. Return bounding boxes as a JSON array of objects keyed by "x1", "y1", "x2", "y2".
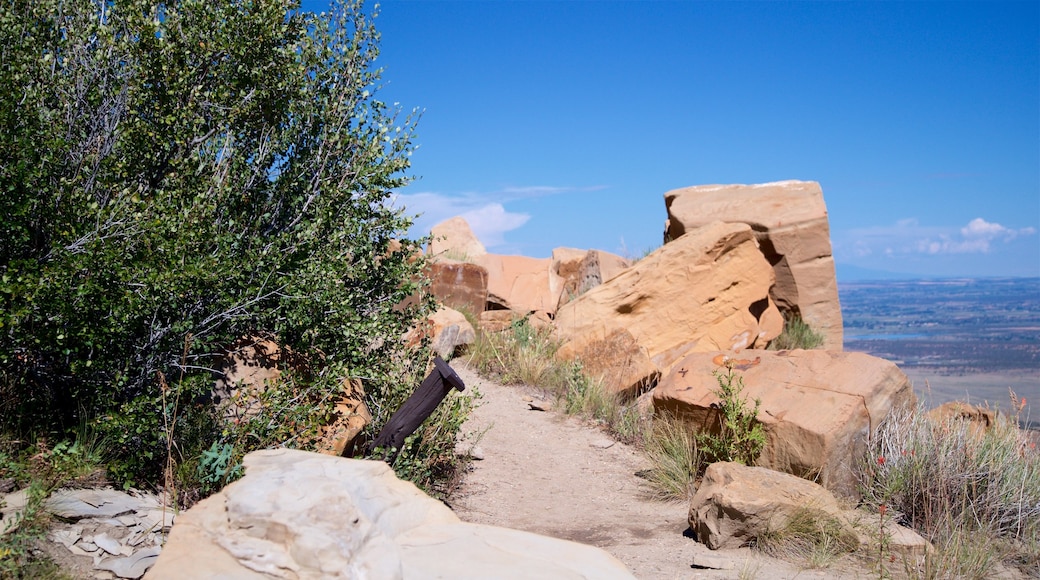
[{"x1": 447, "y1": 362, "x2": 867, "y2": 579}]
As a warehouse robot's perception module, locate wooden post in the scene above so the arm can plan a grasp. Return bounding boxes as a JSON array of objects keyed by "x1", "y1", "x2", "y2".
[{"x1": 369, "y1": 356, "x2": 465, "y2": 460}]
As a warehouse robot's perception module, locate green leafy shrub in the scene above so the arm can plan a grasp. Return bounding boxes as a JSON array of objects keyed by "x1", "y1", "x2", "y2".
[
  {"x1": 0, "y1": 0, "x2": 447, "y2": 492},
  {"x1": 697, "y1": 366, "x2": 766, "y2": 465},
  {"x1": 768, "y1": 315, "x2": 825, "y2": 350}
]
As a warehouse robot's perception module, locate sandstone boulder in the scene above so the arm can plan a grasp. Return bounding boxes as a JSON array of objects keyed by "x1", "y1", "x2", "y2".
[
  {"x1": 553, "y1": 247, "x2": 630, "y2": 309},
  {"x1": 428, "y1": 306, "x2": 477, "y2": 359},
  {"x1": 315, "y1": 379, "x2": 372, "y2": 458},
  {"x1": 926, "y1": 401, "x2": 998, "y2": 436},
  {"x1": 427, "y1": 216, "x2": 487, "y2": 260},
  {"x1": 554, "y1": 221, "x2": 782, "y2": 396},
  {"x1": 655, "y1": 349, "x2": 915, "y2": 496},
  {"x1": 474, "y1": 253, "x2": 556, "y2": 316},
  {"x1": 689, "y1": 462, "x2": 855, "y2": 550},
  {"x1": 147, "y1": 449, "x2": 634, "y2": 579},
  {"x1": 426, "y1": 259, "x2": 489, "y2": 316},
  {"x1": 664, "y1": 181, "x2": 843, "y2": 349},
  {"x1": 689, "y1": 462, "x2": 931, "y2": 562},
  {"x1": 214, "y1": 335, "x2": 309, "y2": 421}
]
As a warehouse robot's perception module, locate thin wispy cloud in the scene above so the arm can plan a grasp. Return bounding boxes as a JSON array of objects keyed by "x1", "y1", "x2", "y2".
[
  {"x1": 835, "y1": 217, "x2": 1037, "y2": 260},
  {"x1": 393, "y1": 185, "x2": 604, "y2": 249}
]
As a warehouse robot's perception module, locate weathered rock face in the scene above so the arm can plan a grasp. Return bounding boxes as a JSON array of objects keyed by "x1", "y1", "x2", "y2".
[
  {"x1": 654, "y1": 349, "x2": 915, "y2": 496},
  {"x1": 146, "y1": 449, "x2": 635, "y2": 579},
  {"x1": 554, "y1": 221, "x2": 782, "y2": 396},
  {"x1": 474, "y1": 253, "x2": 556, "y2": 316},
  {"x1": 553, "y1": 247, "x2": 630, "y2": 309},
  {"x1": 689, "y1": 462, "x2": 855, "y2": 550},
  {"x1": 663, "y1": 181, "x2": 843, "y2": 350},
  {"x1": 426, "y1": 259, "x2": 489, "y2": 316},
  {"x1": 427, "y1": 216, "x2": 487, "y2": 260}
]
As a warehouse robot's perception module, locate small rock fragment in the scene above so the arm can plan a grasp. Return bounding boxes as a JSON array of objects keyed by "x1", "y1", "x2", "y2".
[
  {"x1": 93, "y1": 533, "x2": 122, "y2": 556},
  {"x1": 469, "y1": 446, "x2": 485, "y2": 460},
  {"x1": 96, "y1": 546, "x2": 162, "y2": 579}
]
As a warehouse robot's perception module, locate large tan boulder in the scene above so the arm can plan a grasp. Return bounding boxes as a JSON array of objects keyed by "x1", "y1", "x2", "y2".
[
  {"x1": 427, "y1": 216, "x2": 487, "y2": 260},
  {"x1": 426, "y1": 259, "x2": 489, "y2": 316},
  {"x1": 654, "y1": 349, "x2": 915, "y2": 496},
  {"x1": 664, "y1": 181, "x2": 843, "y2": 349},
  {"x1": 147, "y1": 449, "x2": 634, "y2": 579},
  {"x1": 474, "y1": 253, "x2": 556, "y2": 316},
  {"x1": 689, "y1": 462, "x2": 856, "y2": 550},
  {"x1": 691, "y1": 463, "x2": 931, "y2": 563},
  {"x1": 554, "y1": 221, "x2": 782, "y2": 396}
]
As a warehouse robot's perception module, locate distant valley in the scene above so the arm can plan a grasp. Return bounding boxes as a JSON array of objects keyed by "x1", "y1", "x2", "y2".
[{"x1": 840, "y1": 277, "x2": 1039, "y2": 427}]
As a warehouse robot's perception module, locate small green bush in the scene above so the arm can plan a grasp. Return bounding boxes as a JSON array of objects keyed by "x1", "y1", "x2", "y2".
[
  {"x1": 768, "y1": 315, "x2": 825, "y2": 350},
  {"x1": 0, "y1": 0, "x2": 449, "y2": 495},
  {"x1": 697, "y1": 366, "x2": 766, "y2": 465}
]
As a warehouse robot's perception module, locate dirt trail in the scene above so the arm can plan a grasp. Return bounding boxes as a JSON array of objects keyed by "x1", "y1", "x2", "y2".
[{"x1": 448, "y1": 362, "x2": 868, "y2": 580}]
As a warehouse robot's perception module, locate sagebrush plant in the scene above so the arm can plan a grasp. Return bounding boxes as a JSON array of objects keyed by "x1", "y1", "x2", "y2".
[
  {"x1": 757, "y1": 506, "x2": 859, "y2": 569},
  {"x1": 768, "y1": 315, "x2": 825, "y2": 350},
  {"x1": 859, "y1": 393, "x2": 1039, "y2": 578},
  {"x1": 697, "y1": 366, "x2": 766, "y2": 465},
  {"x1": 640, "y1": 413, "x2": 701, "y2": 501},
  {"x1": 0, "y1": 0, "x2": 447, "y2": 492}
]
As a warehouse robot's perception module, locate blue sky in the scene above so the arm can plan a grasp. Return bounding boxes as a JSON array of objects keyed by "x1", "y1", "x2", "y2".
[{"x1": 304, "y1": 1, "x2": 1039, "y2": 280}]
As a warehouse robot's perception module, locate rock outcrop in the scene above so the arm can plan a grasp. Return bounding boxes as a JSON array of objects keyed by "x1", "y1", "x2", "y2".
[
  {"x1": 654, "y1": 349, "x2": 915, "y2": 496},
  {"x1": 147, "y1": 449, "x2": 635, "y2": 579},
  {"x1": 474, "y1": 254, "x2": 557, "y2": 315},
  {"x1": 427, "y1": 216, "x2": 487, "y2": 260},
  {"x1": 555, "y1": 221, "x2": 782, "y2": 396},
  {"x1": 663, "y1": 180, "x2": 843, "y2": 349},
  {"x1": 552, "y1": 247, "x2": 630, "y2": 309}
]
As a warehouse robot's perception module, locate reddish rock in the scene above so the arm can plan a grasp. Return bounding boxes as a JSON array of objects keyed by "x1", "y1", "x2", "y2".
[
  {"x1": 664, "y1": 181, "x2": 843, "y2": 349},
  {"x1": 654, "y1": 349, "x2": 914, "y2": 496},
  {"x1": 426, "y1": 259, "x2": 488, "y2": 316}
]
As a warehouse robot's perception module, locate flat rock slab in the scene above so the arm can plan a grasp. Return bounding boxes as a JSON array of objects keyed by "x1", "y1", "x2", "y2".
[{"x1": 47, "y1": 488, "x2": 146, "y2": 520}]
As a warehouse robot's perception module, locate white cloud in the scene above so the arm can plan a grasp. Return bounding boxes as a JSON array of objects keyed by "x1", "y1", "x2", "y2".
[
  {"x1": 835, "y1": 217, "x2": 1037, "y2": 260},
  {"x1": 392, "y1": 184, "x2": 602, "y2": 250}
]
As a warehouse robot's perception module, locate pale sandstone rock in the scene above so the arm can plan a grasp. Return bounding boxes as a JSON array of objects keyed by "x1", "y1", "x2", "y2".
[
  {"x1": 147, "y1": 449, "x2": 634, "y2": 580},
  {"x1": 554, "y1": 222, "x2": 781, "y2": 396},
  {"x1": 690, "y1": 462, "x2": 931, "y2": 560},
  {"x1": 655, "y1": 349, "x2": 915, "y2": 496},
  {"x1": 664, "y1": 181, "x2": 843, "y2": 349},
  {"x1": 690, "y1": 462, "x2": 855, "y2": 550},
  {"x1": 426, "y1": 259, "x2": 489, "y2": 316},
  {"x1": 427, "y1": 216, "x2": 487, "y2": 260},
  {"x1": 474, "y1": 253, "x2": 556, "y2": 315},
  {"x1": 428, "y1": 306, "x2": 477, "y2": 359}
]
